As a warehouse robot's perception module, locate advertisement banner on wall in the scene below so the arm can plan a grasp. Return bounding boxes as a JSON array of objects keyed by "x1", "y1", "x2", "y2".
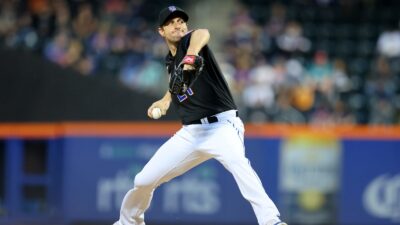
[
  {"x1": 61, "y1": 137, "x2": 280, "y2": 224},
  {"x1": 340, "y1": 140, "x2": 400, "y2": 225},
  {"x1": 279, "y1": 134, "x2": 341, "y2": 225}
]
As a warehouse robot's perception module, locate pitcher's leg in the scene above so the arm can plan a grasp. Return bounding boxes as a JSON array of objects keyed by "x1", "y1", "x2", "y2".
[
  {"x1": 203, "y1": 119, "x2": 281, "y2": 225},
  {"x1": 117, "y1": 128, "x2": 209, "y2": 225},
  {"x1": 119, "y1": 152, "x2": 209, "y2": 225},
  {"x1": 225, "y1": 156, "x2": 281, "y2": 225}
]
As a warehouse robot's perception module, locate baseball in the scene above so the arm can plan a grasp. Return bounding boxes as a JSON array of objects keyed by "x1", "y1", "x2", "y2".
[{"x1": 151, "y1": 108, "x2": 162, "y2": 119}]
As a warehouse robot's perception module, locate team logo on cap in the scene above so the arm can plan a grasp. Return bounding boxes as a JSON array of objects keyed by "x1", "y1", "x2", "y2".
[{"x1": 168, "y1": 6, "x2": 177, "y2": 12}]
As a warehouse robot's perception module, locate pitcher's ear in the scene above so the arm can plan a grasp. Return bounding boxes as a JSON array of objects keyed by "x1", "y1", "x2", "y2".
[{"x1": 158, "y1": 27, "x2": 165, "y2": 37}]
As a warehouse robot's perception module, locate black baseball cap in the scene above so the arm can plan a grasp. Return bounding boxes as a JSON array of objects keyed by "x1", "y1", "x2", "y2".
[{"x1": 158, "y1": 6, "x2": 189, "y2": 27}]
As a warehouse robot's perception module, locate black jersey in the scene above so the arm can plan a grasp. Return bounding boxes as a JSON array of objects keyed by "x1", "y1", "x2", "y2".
[{"x1": 166, "y1": 31, "x2": 237, "y2": 124}]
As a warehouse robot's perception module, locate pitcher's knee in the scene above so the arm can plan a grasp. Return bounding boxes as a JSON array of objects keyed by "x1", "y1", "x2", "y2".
[{"x1": 133, "y1": 172, "x2": 157, "y2": 189}]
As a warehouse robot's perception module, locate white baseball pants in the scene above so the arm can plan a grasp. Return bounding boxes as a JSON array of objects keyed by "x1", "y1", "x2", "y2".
[{"x1": 115, "y1": 110, "x2": 280, "y2": 225}]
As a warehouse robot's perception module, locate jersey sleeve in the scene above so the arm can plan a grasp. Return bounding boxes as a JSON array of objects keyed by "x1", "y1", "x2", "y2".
[{"x1": 179, "y1": 31, "x2": 193, "y2": 52}]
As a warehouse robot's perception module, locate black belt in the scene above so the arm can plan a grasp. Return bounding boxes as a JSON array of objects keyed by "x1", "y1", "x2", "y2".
[{"x1": 186, "y1": 111, "x2": 239, "y2": 125}]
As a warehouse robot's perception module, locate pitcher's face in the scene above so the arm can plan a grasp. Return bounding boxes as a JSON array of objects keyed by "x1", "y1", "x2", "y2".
[{"x1": 158, "y1": 17, "x2": 188, "y2": 43}]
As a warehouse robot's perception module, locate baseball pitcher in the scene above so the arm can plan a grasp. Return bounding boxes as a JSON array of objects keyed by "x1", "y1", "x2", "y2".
[{"x1": 114, "y1": 6, "x2": 287, "y2": 225}]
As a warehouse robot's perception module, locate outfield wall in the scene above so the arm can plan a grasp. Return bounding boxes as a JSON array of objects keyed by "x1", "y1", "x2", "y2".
[{"x1": 0, "y1": 123, "x2": 399, "y2": 225}]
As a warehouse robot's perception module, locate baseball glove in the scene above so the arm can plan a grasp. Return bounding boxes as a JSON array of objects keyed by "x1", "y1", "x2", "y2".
[{"x1": 169, "y1": 55, "x2": 204, "y2": 95}]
